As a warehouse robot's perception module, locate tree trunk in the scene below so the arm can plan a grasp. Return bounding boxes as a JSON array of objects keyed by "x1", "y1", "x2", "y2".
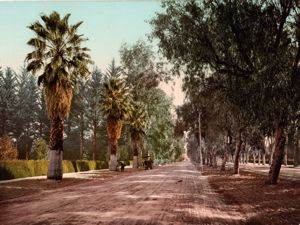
[
  {"x1": 284, "y1": 146, "x2": 288, "y2": 166},
  {"x1": 212, "y1": 154, "x2": 217, "y2": 168},
  {"x1": 47, "y1": 116, "x2": 63, "y2": 180},
  {"x1": 80, "y1": 112, "x2": 84, "y2": 160},
  {"x1": 258, "y1": 151, "x2": 261, "y2": 165},
  {"x1": 109, "y1": 139, "x2": 118, "y2": 171},
  {"x1": 246, "y1": 152, "x2": 249, "y2": 164},
  {"x1": 92, "y1": 118, "x2": 96, "y2": 161},
  {"x1": 267, "y1": 123, "x2": 286, "y2": 184},
  {"x1": 234, "y1": 130, "x2": 242, "y2": 174},
  {"x1": 132, "y1": 134, "x2": 139, "y2": 169},
  {"x1": 253, "y1": 153, "x2": 256, "y2": 165},
  {"x1": 262, "y1": 153, "x2": 266, "y2": 165},
  {"x1": 294, "y1": 144, "x2": 300, "y2": 167},
  {"x1": 221, "y1": 144, "x2": 228, "y2": 171},
  {"x1": 198, "y1": 111, "x2": 203, "y2": 171}
]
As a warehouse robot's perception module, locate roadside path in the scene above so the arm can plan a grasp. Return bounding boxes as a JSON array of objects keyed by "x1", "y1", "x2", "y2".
[{"x1": 0, "y1": 161, "x2": 244, "y2": 225}]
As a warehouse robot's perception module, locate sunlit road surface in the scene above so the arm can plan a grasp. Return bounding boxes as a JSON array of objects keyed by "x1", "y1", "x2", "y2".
[{"x1": 0, "y1": 161, "x2": 244, "y2": 225}]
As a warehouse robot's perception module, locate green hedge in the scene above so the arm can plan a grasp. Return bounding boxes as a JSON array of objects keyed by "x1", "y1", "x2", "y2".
[{"x1": 0, "y1": 160, "x2": 109, "y2": 180}]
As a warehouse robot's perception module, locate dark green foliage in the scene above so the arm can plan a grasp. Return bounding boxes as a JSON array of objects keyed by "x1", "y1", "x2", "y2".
[
  {"x1": 0, "y1": 160, "x2": 108, "y2": 180},
  {"x1": 0, "y1": 67, "x2": 17, "y2": 136}
]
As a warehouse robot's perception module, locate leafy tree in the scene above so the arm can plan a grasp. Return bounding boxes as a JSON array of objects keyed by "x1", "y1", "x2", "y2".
[
  {"x1": 144, "y1": 89, "x2": 182, "y2": 161},
  {"x1": 26, "y1": 11, "x2": 92, "y2": 180},
  {"x1": 129, "y1": 103, "x2": 147, "y2": 168},
  {"x1": 0, "y1": 135, "x2": 18, "y2": 160},
  {"x1": 14, "y1": 67, "x2": 40, "y2": 159},
  {"x1": 120, "y1": 40, "x2": 175, "y2": 165},
  {"x1": 120, "y1": 40, "x2": 163, "y2": 95},
  {"x1": 30, "y1": 138, "x2": 48, "y2": 160},
  {"x1": 85, "y1": 68, "x2": 103, "y2": 160},
  {"x1": 36, "y1": 92, "x2": 50, "y2": 141},
  {"x1": 150, "y1": 0, "x2": 299, "y2": 184},
  {"x1": 100, "y1": 60, "x2": 132, "y2": 170},
  {"x1": 66, "y1": 78, "x2": 86, "y2": 159}
]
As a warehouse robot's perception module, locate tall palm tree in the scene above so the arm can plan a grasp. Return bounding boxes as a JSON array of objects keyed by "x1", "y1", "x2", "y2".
[
  {"x1": 26, "y1": 11, "x2": 92, "y2": 180},
  {"x1": 101, "y1": 60, "x2": 132, "y2": 170},
  {"x1": 129, "y1": 103, "x2": 147, "y2": 168}
]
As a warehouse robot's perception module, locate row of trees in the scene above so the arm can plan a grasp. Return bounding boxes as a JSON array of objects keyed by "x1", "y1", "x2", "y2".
[
  {"x1": 150, "y1": 0, "x2": 300, "y2": 184},
  {"x1": 0, "y1": 11, "x2": 183, "y2": 179}
]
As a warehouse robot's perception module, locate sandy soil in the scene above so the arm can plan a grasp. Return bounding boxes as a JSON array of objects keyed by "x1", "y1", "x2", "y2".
[
  {"x1": 204, "y1": 167, "x2": 300, "y2": 225},
  {"x1": 0, "y1": 161, "x2": 243, "y2": 225}
]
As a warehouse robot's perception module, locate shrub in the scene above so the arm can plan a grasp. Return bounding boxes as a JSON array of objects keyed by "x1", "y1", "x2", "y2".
[
  {"x1": 0, "y1": 160, "x2": 108, "y2": 180},
  {"x1": 30, "y1": 138, "x2": 48, "y2": 160},
  {"x1": 0, "y1": 135, "x2": 18, "y2": 160},
  {"x1": 63, "y1": 160, "x2": 75, "y2": 173}
]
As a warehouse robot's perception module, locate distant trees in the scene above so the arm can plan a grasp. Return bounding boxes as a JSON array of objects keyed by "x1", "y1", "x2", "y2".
[
  {"x1": 0, "y1": 67, "x2": 17, "y2": 136},
  {"x1": 120, "y1": 40, "x2": 182, "y2": 164},
  {"x1": 0, "y1": 66, "x2": 45, "y2": 159}
]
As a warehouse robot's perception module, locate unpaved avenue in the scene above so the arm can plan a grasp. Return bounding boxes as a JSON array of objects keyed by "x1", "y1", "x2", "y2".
[{"x1": 0, "y1": 161, "x2": 244, "y2": 225}]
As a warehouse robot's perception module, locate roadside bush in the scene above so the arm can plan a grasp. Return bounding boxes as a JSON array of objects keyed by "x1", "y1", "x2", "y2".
[
  {"x1": 95, "y1": 160, "x2": 108, "y2": 169},
  {"x1": 30, "y1": 138, "x2": 48, "y2": 160},
  {"x1": 0, "y1": 135, "x2": 18, "y2": 160},
  {"x1": 0, "y1": 160, "x2": 109, "y2": 180}
]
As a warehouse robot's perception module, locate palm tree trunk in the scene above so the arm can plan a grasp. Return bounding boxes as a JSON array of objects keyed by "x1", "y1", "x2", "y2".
[
  {"x1": 234, "y1": 129, "x2": 242, "y2": 174},
  {"x1": 109, "y1": 138, "x2": 118, "y2": 171},
  {"x1": 47, "y1": 116, "x2": 63, "y2": 180},
  {"x1": 267, "y1": 123, "x2": 286, "y2": 184}
]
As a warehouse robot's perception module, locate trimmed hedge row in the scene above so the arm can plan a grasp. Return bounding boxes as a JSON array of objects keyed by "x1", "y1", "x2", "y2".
[{"x1": 0, "y1": 160, "x2": 108, "y2": 180}]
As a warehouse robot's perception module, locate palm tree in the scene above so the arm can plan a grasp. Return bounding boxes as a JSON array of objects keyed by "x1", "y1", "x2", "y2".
[
  {"x1": 25, "y1": 11, "x2": 92, "y2": 180},
  {"x1": 129, "y1": 103, "x2": 147, "y2": 168},
  {"x1": 100, "y1": 60, "x2": 132, "y2": 171}
]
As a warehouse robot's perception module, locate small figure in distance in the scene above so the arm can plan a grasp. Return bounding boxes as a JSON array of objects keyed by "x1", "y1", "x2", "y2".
[{"x1": 119, "y1": 161, "x2": 125, "y2": 172}]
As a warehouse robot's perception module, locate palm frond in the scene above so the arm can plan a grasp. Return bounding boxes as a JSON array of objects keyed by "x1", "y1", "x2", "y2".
[{"x1": 25, "y1": 11, "x2": 92, "y2": 119}]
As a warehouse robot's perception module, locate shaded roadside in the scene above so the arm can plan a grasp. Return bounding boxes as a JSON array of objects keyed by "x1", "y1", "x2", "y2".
[
  {"x1": 203, "y1": 166, "x2": 300, "y2": 225},
  {"x1": 227, "y1": 162, "x2": 300, "y2": 181}
]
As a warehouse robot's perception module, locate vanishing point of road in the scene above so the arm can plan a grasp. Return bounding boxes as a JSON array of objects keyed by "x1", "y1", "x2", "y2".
[{"x1": 0, "y1": 161, "x2": 244, "y2": 225}]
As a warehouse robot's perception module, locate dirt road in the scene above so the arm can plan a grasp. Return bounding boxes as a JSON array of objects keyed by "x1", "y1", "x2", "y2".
[{"x1": 0, "y1": 161, "x2": 244, "y2": 225}]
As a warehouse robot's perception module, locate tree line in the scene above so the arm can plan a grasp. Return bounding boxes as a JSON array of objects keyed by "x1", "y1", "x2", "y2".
[
  {"x1": 0, "y1": 11, "x2": 184, "y2": 179},
  {"x1": 150, "y1": 0, "x2": 300, "y2": 184}
]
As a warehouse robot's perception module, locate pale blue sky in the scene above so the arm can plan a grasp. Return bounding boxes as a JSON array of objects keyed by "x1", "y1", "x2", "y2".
[
  {"x1": 0, "y1": 1, "x2": 184, "y2": 105},
  {"x1": 0, "y1": 1, "x2": 160, "y2": 70}
]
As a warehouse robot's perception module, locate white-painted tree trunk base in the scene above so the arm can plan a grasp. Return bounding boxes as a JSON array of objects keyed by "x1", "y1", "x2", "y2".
[
  {"x1": 133, "y1": 156, "x2": 138, "y2": 169},
  {"x1": 47, "y1": 150, "x2": 63, "y2": 180},
  {"x1": 109, "y1": 154, "x2": 118, "y2": 171}
]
